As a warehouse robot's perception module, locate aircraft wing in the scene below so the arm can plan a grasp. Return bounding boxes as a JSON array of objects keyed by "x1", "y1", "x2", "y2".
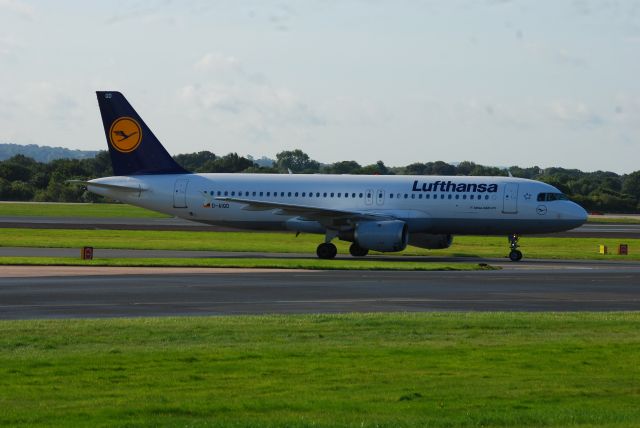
[{"x1": 215, "y1": 197, "x2": 391, "y2": 223}]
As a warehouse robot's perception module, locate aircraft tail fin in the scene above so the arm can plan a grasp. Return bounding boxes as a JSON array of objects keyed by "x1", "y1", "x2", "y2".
[{"x1": 96, "y1": 91, "x2": 188, "y2": 176}]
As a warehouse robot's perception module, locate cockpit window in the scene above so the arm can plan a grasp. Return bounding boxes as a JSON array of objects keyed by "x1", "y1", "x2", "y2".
[{"x1": 537, "y1": 192, "x2": 569, "y2": 202}]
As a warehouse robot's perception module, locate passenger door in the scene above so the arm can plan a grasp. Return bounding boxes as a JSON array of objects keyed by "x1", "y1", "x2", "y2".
[
  {"x1": 173, "y1": 179, "x2": 189, "y2": 208},
  {"x1": 502, "y1": 183, "x2": 518, "y2": 214}
]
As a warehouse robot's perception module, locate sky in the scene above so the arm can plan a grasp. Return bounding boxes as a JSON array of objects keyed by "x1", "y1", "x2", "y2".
[{"x1": 0, "y1": 0, "x2": 639, "y2": 173}]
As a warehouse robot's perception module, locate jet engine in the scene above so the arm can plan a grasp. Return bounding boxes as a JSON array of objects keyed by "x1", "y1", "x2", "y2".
[
  {"x1": 352, "y1": 220, "x2": 408, "y2": 252},
  {"x1": 408, "y1": 233, "x2": 453, "y2": 249}
]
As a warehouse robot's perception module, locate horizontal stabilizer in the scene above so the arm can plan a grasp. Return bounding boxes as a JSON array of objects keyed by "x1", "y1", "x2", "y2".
[{"x1": 66, "y1": 180, "x2": 147, "y2": 193}]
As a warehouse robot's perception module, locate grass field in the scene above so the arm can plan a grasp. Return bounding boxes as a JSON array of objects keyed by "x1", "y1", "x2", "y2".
[
  {"x1": 0, "y1": 202, "x2": 169, "y2": 218},
  {"x1": 0, "y1": 228, "x2": 638, "y2": 261},
  {"x1": 1, "y1": 313, "x2": 639, "y2": 427},
  {"x1": 0, "y1": 256, "x2": 493, "y2": 271}
]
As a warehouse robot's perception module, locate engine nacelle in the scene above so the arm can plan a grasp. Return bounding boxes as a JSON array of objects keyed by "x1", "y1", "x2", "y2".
[
  {"x1": 354, "y1": 220, "x2": 408, "y2": 252},
  {"x1": 408, "y1": 233, "x2": 453, "y2": 249}
]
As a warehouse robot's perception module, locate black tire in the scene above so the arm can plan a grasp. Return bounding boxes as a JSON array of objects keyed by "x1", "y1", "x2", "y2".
[
  {"x1": 349, "y1": 243, "x2": 369, "y2": 257},
  {"x1": 317, "y1": 243, "x2": 338, "y2": 259},
  {"x1": 509, "y1": 249, "x2": 523, "y2": 262}
]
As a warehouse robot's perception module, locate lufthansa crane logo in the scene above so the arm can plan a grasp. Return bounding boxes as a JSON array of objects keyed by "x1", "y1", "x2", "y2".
[{"x1": 109, "y1": 117, "x2": 142, "y2": 153}]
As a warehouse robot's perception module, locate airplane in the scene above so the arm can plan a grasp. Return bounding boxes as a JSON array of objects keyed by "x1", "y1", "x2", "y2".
[{"x1": 75, "y1": 91, "x2": 588, "y2": 262}]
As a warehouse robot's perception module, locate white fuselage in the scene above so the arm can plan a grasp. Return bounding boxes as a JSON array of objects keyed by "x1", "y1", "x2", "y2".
[{"x1": 88, "y1": 173, "x2": 588, "y2": 236}]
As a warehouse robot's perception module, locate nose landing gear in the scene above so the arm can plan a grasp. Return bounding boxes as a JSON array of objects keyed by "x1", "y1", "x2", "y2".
[{"x1": 508, "y1": 234, "x2": 523, "y2": 261}]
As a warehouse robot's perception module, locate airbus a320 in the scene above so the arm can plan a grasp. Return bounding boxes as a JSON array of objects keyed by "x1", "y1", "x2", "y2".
[{"x1": 75, "y1": 91, "x2": 588, "y2": 261}]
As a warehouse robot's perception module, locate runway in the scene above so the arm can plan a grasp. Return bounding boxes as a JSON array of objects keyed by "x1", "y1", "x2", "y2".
[
  {"x1": 1, "y1": 215, "x2": 640, "y2": 237},
  {"x1": 1, "y1": 260, "x2": 639, "y2": 319}
]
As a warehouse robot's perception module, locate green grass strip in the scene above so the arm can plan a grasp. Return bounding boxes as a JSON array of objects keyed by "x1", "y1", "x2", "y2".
[
  {"x1": 0, "y1": 256, "x2": 493, "y2": 271},
  {"x1": 0, "y1": 202, "x2": 169, "y2": 218},
  {"x1": 587, "y1": 216, "x2": 640, "y2": 224},
  {"x1": 1, "y1": 228, "x2": 639, "y2": 261},
  {"x1": 1, "y1": 313, "x2": 640, "y2": 427}
]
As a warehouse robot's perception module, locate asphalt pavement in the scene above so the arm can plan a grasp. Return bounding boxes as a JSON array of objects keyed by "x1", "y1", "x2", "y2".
[{"x1": 1, "y1": 260, "x2": 639, "y2": 319}]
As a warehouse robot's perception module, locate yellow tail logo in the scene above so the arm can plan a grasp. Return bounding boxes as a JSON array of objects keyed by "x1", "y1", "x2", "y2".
[{"x1": 109, "y1": 117, "x2": 142, "y2": 153}]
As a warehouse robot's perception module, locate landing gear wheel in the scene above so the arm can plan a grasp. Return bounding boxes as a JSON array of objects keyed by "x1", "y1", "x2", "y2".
[
  {"x1": 509, "y1": 249, "x2": 523, "y2": 262},
  {"x1": 508, "y1": 234, "x2": 523, "y2": 262},
  {"x1": 317, "y1": 243, "x2": 338, "y2": 260},
  {"x1": 349, "y1": 243, "x2": 369, "y2": 257}
]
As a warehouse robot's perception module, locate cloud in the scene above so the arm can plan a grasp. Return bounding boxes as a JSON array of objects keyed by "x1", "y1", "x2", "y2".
[
  {"x1": 105, "y1": 0, "x2": 173, "y2": 25},
  {"x1": 449, "y1": 97, "x2": 535, "y2": 129},
  {"x1": 0, "y1": 0, "x2": 34, "y2": 19},
  {"x1": 0, "y1": 34, "x2": 20, "y2": 56},
  {"x1": 179, "y1": 52, "x2": 324, "y2": 144},
  {"x1": 549, "y1": 100, "x2": 604, "y2": 128},
  {"x1": 554, "y1": 49, "x2": 588, "y2": 68},
  {"x1": 20, "y1": 81, "x2": 81, "y2": 124},
  {"x1": 268, "y1": 3, "x2": 296, "y2": 32},
  {"x1": 194, "y1": 53, "x2": 241, "y2": 74}
]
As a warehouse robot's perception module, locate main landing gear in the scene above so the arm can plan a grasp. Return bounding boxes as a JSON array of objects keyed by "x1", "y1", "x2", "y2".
[
  {"x1": 349, "y1": 243, "x2": 369, "y2": 257},
  {"x1": 316, "y1": 230, "x2": 370, "y2": 259},
  {"x1": 316, "y1": 242, "x2": 337, "y2": 259},
  {"x1": 508, "y1": 234, "x2": 523, "y2": 262},
  {"x1": 316, "y1": 230, "x2": 338, "y2": 259}
]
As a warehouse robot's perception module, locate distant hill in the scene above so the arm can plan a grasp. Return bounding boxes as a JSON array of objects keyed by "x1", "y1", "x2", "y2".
[{"x1": 0, "y1": 143, "x2": 99, "y2": 163}]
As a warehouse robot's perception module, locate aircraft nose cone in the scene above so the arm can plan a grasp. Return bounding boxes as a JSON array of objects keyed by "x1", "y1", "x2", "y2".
[
  {"x1": 578, "y1": 205, "x2": 588, "y2": 223},
  {"x1": 568, "y1": 202, "x2": 588, "y2": 226}
]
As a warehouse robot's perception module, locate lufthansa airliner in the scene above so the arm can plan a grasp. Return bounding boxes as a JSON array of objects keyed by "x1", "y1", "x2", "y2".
[{"x1": 76, "y1": 92, "x2": 588, "y2": 261}]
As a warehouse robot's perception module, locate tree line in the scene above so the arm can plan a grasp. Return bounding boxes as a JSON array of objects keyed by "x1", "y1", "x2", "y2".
[{"x1": 1, "y1": 149, "x2": 638, "y2": 213}]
